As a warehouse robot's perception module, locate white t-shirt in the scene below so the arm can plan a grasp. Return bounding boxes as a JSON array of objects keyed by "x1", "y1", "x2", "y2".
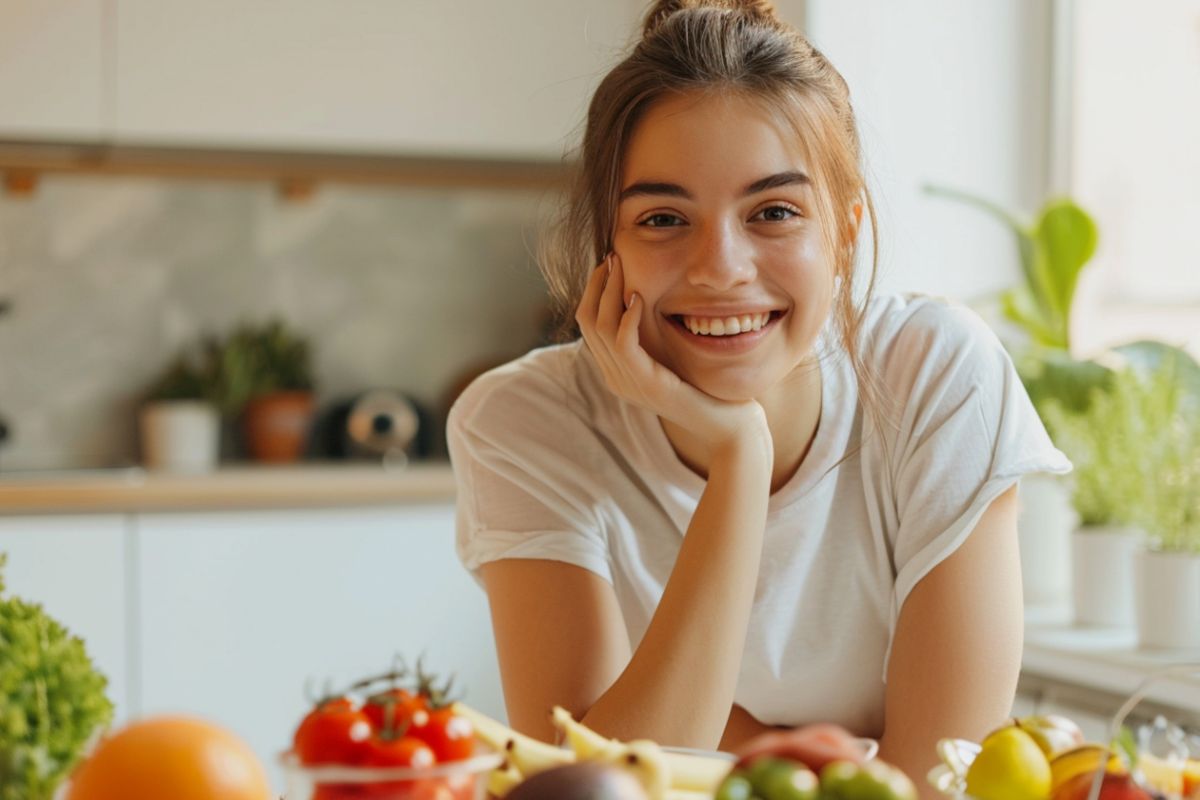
[{"x1": 447, "y1": 293, "x2": 1070, "y2": 737}]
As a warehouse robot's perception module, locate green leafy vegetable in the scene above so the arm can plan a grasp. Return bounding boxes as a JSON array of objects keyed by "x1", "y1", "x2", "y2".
[{"x1": 0, "y1": 555, "x2": 113, "y2": 800}]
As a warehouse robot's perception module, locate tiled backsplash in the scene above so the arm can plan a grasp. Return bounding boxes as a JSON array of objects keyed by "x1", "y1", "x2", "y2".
[{"x1": 0, "y1": 176, "x2": 555, "y2": 470}]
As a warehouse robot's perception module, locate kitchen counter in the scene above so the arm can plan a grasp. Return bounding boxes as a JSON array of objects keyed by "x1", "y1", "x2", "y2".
[
  {"x1": 0, "y1": 462, "x2": 456, "y2": 514},
  {"x1": 1019, "y1": 607, "x2": 1200, "y2": 729}
]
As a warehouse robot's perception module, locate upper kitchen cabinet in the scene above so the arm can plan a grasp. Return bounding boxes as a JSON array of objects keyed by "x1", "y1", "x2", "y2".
[
  {"x1": 112, "y1": 0, "x2": 644, "y2": 159},
  {"x1": 0, "y1": 0, "x2": 107, "y2": 141}
]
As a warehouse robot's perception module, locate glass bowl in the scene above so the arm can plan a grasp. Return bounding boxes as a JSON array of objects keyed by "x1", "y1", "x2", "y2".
[{"x1": 279, "y1": 748, "x2": 504, "y2": 800}]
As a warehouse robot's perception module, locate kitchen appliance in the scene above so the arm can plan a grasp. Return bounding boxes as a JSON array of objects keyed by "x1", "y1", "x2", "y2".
[{"x1": 315, "y1": 389, "x2": 432, "y2": 463}]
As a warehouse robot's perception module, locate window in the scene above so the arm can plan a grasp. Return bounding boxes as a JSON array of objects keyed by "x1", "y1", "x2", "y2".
[{"x1": 1062, "y1": 0, "x2": 1200, "y2": 357}]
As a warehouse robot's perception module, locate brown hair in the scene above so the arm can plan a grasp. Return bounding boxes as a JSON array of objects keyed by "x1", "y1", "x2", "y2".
[{"x1": 540, "y1": 0, "x2": 891, "y2": 431}]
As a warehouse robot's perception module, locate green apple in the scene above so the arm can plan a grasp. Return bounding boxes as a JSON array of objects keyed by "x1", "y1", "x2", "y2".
[{"x1": 819, "y1": 759, "x2": 918, "y2": 800}]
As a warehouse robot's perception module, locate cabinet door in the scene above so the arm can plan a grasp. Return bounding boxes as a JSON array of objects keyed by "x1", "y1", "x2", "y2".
[
  {"x1": 136, "y1": 504, "x2": 503, "y2": 792},
  {"x1": 114, "y1": 0, "x2": 641, "y2": 158},
  {"x1": 0, "y1": 0, "x2": 106, "y2": 140},
  {"x1": 0, "y1": 515, "x2": 130, "y2": 721}
]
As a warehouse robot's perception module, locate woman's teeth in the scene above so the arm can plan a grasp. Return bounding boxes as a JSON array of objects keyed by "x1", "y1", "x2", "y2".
[{"x1": 680, "y1": 312, "x2": 772, "y2": 336}]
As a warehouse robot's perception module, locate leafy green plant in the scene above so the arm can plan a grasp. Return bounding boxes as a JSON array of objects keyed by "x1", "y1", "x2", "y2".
[
  {"x1": 925, "y1": 186, "x2": 1097, "y2": 351},
  {"x1": 1045, "y1": 356, "x2": 1200, "y2": 550},
  {"x1": 0, "y1": 554, "x2": 113, "y2": 800},
  {"x1": 144, "y1": 354, "x2": 218, "y2": 404},
  {"x1": 924, "y1": 186, "x2": 1115, "y2": 422},
  {"x1": 145, "y1": 319, "x2": 316, "y2": 416},
  {"x1": 208, "y1": 319, "x2": 315, "y2": 414}
]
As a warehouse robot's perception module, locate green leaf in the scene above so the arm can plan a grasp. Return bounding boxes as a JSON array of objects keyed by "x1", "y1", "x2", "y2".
[
  {"x1": 1033, "y1": 199, "x2": 1098, "y2": 348},
  {"x1": 1113, "y1": 340, "x2": 1200, "y2": 402},
  {"x1": 1001, "y1": 289, "x2": 1060, "y2": 348}
]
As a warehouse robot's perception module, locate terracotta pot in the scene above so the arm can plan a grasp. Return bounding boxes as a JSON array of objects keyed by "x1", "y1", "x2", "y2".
[{"x1": 242, "y1": 391, "x2": 315, "y2": 463}]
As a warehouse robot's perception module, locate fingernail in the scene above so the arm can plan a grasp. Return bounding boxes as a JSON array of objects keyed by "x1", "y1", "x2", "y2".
[{"x1": 606, "y1": 255, "x2": 613, "y2": 275}]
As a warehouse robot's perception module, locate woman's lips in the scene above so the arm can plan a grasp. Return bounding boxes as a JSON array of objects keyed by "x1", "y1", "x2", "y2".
[{"x1": 665, "y1": 310, "x2": 786, "y2": 354}]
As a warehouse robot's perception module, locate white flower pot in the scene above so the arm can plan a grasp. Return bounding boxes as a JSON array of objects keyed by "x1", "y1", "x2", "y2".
[
  {"x1": 1071, "y1": 526, "x2": 1141, "y2": 628},
  {"x1": 139, "y1": 400, "x2": 219, "y2": 473},
  {"x1": 1018, "y1": 474, "x2": 1077, "y2": 609},
  {"x1": 1135, "y1": 549, "x2": 1200, "y2": 650}
]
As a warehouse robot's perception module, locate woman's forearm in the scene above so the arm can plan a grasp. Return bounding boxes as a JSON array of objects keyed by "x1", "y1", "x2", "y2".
[{"x1": 578, "y1": 431, "x2": 773, "y2": 749}]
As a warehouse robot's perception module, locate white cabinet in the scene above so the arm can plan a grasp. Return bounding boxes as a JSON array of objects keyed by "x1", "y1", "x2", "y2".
[
  {"x1": 135, "y1": 503, "x2": 502, "y2": 792},
  {"x1": 113, "y1": 0, "x2": 642, "y2": 158},
  {"x1": 0, "y1": 0, "x2": 107, "y2": 140},
  {"x1": 0, "y1": 515, "x2": 130, "y2": 721}
]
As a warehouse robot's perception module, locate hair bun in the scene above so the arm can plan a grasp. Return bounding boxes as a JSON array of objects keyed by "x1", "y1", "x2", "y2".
[{"x1": 641, "y1": 0, "x2": 781, "y2": 38}]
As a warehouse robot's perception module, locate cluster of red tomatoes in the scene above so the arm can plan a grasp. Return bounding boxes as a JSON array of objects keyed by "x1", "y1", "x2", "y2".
[{"x1": 291, "y1": 676, "x2": 477, "y2": 800}]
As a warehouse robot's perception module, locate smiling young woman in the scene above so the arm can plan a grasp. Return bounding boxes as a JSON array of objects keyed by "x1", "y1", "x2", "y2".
[{"x1": 446, "y1": 1, "x2": 1070, "y2": 794}]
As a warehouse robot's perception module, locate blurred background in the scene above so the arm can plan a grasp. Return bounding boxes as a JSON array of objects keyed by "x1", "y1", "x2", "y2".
[{"x1": 0, "y1": 0, "x2": 1197, "y2": 794}]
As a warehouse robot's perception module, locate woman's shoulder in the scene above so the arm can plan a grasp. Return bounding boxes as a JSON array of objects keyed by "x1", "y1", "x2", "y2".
[
  {"x1": 447, "y1": 340, "x2": 605, "y2": 439},
  {"x1": 859, "y1": 292, "x2": 1008, "y2": 390}
]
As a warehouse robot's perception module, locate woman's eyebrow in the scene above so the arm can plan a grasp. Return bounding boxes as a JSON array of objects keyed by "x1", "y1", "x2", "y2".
[
  {"x1": 618, "y1": 170, "x2": 810, "y2": 203},
  {"x1": 743, "y1": 170, "x2": 810, "y2": 195},
  {"x1": 619, "y1": 181, "x2": 691, "y2": 202}
]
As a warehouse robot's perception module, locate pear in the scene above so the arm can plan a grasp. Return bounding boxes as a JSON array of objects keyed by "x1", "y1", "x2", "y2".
[{"x1": 965, "y1": 726, "x2": 1052, "y2": 800}]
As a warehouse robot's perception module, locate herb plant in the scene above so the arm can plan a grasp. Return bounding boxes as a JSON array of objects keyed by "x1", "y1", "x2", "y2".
[{"x1": 0, "y1": 555, "x2": 113, "y2": 800}]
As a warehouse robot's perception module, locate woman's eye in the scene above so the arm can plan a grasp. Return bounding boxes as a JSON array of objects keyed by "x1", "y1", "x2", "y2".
[
  {"x1": 754, "y1": 205, "x2": 799, "y2": 222},
  {"x1": 638, "y1": 213, "x2": 684, "y2": 228}
]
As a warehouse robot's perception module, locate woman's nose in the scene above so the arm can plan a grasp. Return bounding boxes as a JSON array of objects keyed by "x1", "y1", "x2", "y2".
[{"x1": 685, "y1": 221, "x2": 756, "y2": 290}]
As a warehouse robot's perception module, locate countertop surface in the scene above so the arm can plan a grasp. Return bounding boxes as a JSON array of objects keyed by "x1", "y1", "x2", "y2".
[
  {"x1": 0, "y1": 461, "x2": 456, "y2": 514},
  {"x1": 1022, "y1": 606, "x2": 1200, "y2": 722}
]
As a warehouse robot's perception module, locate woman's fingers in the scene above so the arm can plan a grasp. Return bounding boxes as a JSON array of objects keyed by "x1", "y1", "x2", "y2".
[
  {"x1": 574, "y1": 256, "x2": 609, "y2": 333},
  {"x1": 596, "y1": 252, "x2": 625, "y2": 334}
]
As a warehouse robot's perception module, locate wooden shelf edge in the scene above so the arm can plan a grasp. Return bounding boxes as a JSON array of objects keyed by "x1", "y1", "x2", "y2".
[{"x1": 0, "y1": 139, "x2": 572, "y2": 191}]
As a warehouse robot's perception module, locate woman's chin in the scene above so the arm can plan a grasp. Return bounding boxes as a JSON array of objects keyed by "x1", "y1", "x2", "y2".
[{"x1": 686, "y1": 372, "x2": 771, "y2": 404}]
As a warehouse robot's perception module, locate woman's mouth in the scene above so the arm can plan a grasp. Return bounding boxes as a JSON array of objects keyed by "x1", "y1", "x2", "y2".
[{"x1": 669, "y1": 310, "x2": 786, "y2": 337}]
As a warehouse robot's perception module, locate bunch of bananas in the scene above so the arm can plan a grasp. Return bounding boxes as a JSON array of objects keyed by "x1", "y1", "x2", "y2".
[{"x1": 451, "y1": 702, "x2": 733, "y2": 799}]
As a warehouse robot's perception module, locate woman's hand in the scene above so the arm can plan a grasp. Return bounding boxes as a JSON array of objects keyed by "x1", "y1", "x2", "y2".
[{"x1": 574, "y1": 252, "x2": 770, "y2": 458}]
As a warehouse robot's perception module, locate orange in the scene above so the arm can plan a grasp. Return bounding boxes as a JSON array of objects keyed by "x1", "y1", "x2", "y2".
[{"x1": 65, "y1": 715, "x2": 272, "y2": 800}]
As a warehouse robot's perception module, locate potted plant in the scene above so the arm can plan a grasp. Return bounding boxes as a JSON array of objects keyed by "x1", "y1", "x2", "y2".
[
  {"x1": 925, "y1": 186, "x2": 1105, "y2": 610},
  {"x1": 139, "y1": 352, "x2": 221, "y2": 473},
  {"x1": 1128, "y1": 356, "x2": 1200, "y2": 650},
  {"x1": 216, "y1": 319, "x2": 317, "y2": 463},
  {"x1": 1043, "y1": 367, "x2": 1149, "y2": 628}
]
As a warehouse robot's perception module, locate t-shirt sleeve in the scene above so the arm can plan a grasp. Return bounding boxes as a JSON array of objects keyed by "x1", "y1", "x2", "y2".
[
  {"x1": 883, "y1": 299, "x2": 1071, "y2": 637},
  {"x1": 446, "y1": 360, "x2": 613, "y2": 587}
]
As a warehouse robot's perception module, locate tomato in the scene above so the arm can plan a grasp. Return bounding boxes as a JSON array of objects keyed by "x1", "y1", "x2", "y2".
[
  {"x1": 362, "y1": 736, "x2": 436, "y2": 769},
  {"x1": 294, "y1": 701, "x2": 375, "y2": 765},
  {"x1": 364, "y1": 688, "x2": 428, "y2": 737},
  {"x1": 313, "y1": 785, "x2": 367, "y2": 800},
  {"x1": 412, "y1": 707, "x2": 474, "y2": 762}
]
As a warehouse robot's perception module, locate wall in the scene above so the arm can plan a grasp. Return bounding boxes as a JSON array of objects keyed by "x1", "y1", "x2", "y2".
[
  {"x1": 0, "y1": 0, "x2": 1056, "y2": 471},
  {"x1": 806, "y1": 0, "x2": 1053, "y2": 304},
  {"x1": 0, "y1": 179, "x2": 554, "y2": 470}
]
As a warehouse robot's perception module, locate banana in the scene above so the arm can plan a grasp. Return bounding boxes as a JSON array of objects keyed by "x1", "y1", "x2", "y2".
[
  {"x1": 1050, "y1": 744, "x2": 1123, "y2": 794},
  {"x1": 450, "y1": 702, "x2": 574, "y2": 778},
  {"x1": 486, "y1": 758, "x2": 525, "y2": 798},
  {"x1": 611, "y1": 739, "x2": 671, "y2": 800},
  {"x1": 552, "y1": 705, "x2": 625, "y2": 760},
  {"x1": 454, "y1": 701, "x2": 733, "y2": 797},
  {"x1": 551, "y1": 705, "x2": 732, "y2": 795},
  {"x1": 659, "y1": 748, "x2": 734, "y2": 793}
]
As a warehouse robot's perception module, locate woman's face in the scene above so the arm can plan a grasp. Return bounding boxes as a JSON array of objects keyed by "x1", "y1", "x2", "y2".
[{"x1": 612, "y1": 91, "x2": 837, "y2": 403}]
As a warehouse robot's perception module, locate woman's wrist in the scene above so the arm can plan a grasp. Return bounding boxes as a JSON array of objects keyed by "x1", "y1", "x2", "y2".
[{"x1": 709, "y1": 404, "x2": 774, "y2": 466}]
